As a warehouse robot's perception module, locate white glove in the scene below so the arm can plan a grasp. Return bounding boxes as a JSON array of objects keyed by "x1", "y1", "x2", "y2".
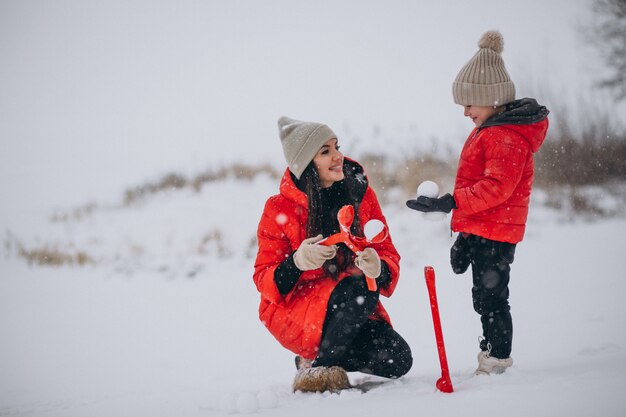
[
  {"x1": 355, "y1": 247, "x2": 381, "y2": 278},
  {"x1": 293, "y1": 234, "x2": 337, "y2": 271}
]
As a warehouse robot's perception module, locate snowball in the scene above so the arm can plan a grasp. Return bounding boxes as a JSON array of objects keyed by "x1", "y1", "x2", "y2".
[
  {"x1": 364, "y1": 219, "x2": 384, "y2": 240},
  {"x1": 417, "y1": 181, "x2": 439, "y2": 198},
  {"x1": 257, "y1": 388, "x2": 278, "y2": 409},
  {"x1": 236, "y1": 392, "x2": 259, "y2": 414},
  {"x1": 416, "y1": 181, "x2": 446, "y2": 221}
]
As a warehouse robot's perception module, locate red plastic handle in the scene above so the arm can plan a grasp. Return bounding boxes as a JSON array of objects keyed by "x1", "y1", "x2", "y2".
[{"x1": 424, "y1": 266, "x2": 454, "y2": 393}]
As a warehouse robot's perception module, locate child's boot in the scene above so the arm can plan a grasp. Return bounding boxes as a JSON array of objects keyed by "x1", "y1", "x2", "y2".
[{"x1": 475, "y1": 350, "x2": 513, "y2": 375}]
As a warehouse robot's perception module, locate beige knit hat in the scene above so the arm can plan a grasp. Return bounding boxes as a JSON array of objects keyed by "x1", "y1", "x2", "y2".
[
  {"x1": 452, "y1": 30, "x2": 515, "y2": 107},
  {"x1": 278, "y1": 116, "x2": 337, "y2": 179}
]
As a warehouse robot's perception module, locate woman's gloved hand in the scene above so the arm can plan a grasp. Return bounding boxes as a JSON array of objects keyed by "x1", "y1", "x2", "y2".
[
  {"x1": 355, "y1": 247, "x2": 381, "y2": 278},
  {"x1": 293, "y1": 234, "x2": 337, "y2": 271}
]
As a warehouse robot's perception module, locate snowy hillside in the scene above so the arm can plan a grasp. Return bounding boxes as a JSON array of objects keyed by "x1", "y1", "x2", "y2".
[{"x1": 1, "y1": 175, "x2": 625, "y2": 417}]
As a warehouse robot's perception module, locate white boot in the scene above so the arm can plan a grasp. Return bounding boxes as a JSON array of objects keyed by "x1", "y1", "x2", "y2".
[
  {"x1": 475, "y1": 351, "x2": 513, "y2": 375},
  {"x1": 292, "y1": 366, "x2": 351, "y2": 393}
]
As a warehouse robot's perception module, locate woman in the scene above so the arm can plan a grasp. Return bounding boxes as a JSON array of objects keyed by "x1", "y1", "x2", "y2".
[{"x1": 253, "y1": 116, "x2": 412, "y2": 392}]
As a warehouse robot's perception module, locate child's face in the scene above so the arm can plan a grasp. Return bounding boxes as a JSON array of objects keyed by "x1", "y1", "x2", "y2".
[
  {"x1": 463, "y1": 105, "x2": 502, "y2": 128},
  {"x1": 313, "y1": 138, "x2": 344, "y2": 188}
]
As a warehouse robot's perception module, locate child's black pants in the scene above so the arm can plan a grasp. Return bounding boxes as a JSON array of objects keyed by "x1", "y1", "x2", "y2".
[{"x1": 466, "y1": 234, "x2": 516, "y2": 359}]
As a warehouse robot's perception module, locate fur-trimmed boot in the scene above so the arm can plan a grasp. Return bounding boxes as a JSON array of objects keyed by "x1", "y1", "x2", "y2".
[
  {"x1": 475, "y1": 351, "x2": 513, "y2": 375},
  {"x1": 292, "y1": 366, "x2": 351, "y2": 393}
]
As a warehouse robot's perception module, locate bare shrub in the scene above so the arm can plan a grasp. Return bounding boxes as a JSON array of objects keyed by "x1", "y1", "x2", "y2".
[
  {"x1": 587, "y1": 0, "x2": 626, "y2": 101},
  {"x1": 535, "y1": 103, "x2": 626, "y2": 187}
]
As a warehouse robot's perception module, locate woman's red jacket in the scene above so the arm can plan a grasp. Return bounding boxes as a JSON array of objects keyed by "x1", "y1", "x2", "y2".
[{"x1": 253, "y1": 162, "x2": 400, "y2": 359}]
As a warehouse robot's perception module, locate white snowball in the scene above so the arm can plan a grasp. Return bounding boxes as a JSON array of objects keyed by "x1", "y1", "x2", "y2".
[
  {"x1": 415, "y1": 181, "x2": 446, "y2": 221},
  {"x1": 236, "y1": 392, "x2": 259, "y2": 414},
  {"x1": 417, "y1": 180, "x2": 439, "y2": 198},
  {"x1": 257, "y1": 388, "x2": 278, "y2": 409},
  {"x1": 364, "y1": 219, "x2": 384, "y2": 240}
]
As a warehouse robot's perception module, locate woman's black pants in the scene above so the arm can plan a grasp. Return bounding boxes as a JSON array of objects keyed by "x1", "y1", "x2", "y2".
[{"x1": 312, "y1": 275, "x2": 412, "y2": 378}]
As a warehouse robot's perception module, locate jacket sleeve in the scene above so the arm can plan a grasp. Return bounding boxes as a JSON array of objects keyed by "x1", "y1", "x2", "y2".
[
  {"x1": 454, "y1": 128, "x2": 530, "y2": 214},
  {"x1": 253, "y1": 197, "x2": 296, "y2": 304},
  {"x1": 360, "y1": 186, "x2": 401, "y2": 298},
  {"x1": 274, "y1": 253, "x2": 301, "y2": 295}
]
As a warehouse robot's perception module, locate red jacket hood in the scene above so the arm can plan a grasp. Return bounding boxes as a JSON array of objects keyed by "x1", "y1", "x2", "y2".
[{"x1": 499, "y1": 118, "x2": 549, "y2": 153}]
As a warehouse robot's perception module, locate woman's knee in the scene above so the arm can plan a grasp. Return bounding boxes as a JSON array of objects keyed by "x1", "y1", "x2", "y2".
[
  {"x1": 329, "y1": 275, "x2": 379, "y2": 309},
  {"x1": 391, "y1": 343, "x2": 413, "y2": 378},
  {"x1": 380, "y1": 331, "x2": 413, "y2": 378}
]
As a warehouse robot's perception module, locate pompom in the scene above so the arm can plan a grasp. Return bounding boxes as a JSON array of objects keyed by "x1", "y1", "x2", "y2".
[{"x1": 478, "y1": 30, "x2": 504, "y2": 54}]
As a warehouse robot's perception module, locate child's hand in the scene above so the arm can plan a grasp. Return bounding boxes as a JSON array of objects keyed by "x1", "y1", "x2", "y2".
[
  {"x1": 406, "y1": 193, "x2": 456, "y2": 213},
  {"x1": 450, "y1": 234, "x2": 471, "y2": 274}
]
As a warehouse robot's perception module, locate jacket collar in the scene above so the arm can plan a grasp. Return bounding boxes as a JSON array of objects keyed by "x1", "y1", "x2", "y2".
[{"x1": 481, "y1": 98, "x2": 549, "y2": 128}]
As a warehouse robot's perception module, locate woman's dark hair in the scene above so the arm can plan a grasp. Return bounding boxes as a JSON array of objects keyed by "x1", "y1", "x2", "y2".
[{"x1": 294, "y1": 161, "x2": 364, "y2": 278}]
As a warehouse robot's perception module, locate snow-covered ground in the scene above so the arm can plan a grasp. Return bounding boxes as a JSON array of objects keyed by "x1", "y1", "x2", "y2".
[
  {"x1": 1, "y1": 175, "x2": 625, "y2": 416},
  {"x1": 2, "y1": 1, "x2": 625, "y2": 415}
]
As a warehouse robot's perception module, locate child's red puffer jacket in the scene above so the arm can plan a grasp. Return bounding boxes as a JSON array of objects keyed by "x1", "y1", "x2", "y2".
[{"x1": 452, "y1": 98, "x2": 549, "y2": 243}]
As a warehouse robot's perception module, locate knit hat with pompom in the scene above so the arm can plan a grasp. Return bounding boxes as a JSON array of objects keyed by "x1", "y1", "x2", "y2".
[{"x1": 452, "y1": 30, "x2": 515, "y2": 107}]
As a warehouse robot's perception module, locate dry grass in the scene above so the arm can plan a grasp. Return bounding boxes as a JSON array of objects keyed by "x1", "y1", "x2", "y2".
[
  {"x1": 4, "y1": 231, "x2": 95, "y2": 267},
  {"x1": 18, "y1": 246, "x2": 94, "y2": 266},
  {"x1": 50, "y1": 202, "x2": 98, "y2": 223},
  {"x1": 124, "y1": 163, "x2": 280, "y2": 204}
]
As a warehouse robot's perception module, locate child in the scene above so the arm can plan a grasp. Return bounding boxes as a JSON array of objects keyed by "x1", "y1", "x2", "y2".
[
  {"x1": 254, "y1": 117, "x2": 412, "y2": 392},
  {"x1": 406, "y1": 31, "x2": 549, "y2": 375}
]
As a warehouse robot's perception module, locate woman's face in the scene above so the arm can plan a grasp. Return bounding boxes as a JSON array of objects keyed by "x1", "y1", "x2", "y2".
[
  {"x1": 463, "y1": 105, "x2": 503, "y2": 128},
  {"x1": 313, "y1": 138, "x2": 344, "y2": 188}
]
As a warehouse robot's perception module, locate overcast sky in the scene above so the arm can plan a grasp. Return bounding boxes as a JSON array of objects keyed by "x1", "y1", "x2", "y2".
[{"x1": 0, "y1": 0, "x2": 618, "y2": 221}]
